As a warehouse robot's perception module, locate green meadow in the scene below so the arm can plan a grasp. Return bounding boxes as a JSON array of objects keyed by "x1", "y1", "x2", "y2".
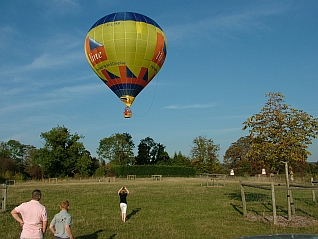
[{"x1": 1, "y1": 178, "x2": 318, "y2": 239}]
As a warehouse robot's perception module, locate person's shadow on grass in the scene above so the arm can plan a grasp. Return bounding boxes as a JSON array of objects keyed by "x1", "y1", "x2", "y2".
[
  {"x1": 107, "y1": 233, "x2": 117, "y2": 239},
  {"x1": 76, "y1": 229, "x2": 107, "y2": 239},
  {"x1": 126, "y1": 207, "x2": 141, "y2": 221}
]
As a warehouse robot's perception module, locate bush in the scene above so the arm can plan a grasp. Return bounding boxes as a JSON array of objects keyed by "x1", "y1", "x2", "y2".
[
  {"x1": 0, "y1": 175, "x2": 5, "y2": 184},
  {"x1": 94, "y1": 167, "x2": 106, "y2": 177},
  {"x1": 110, "y1": 165, "x2": 196, "y2": 177}
]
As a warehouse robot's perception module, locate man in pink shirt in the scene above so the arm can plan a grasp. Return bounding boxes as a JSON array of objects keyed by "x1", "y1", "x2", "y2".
[{"x1": 11, "y1": 189, "x2": 48, "y2": 239}]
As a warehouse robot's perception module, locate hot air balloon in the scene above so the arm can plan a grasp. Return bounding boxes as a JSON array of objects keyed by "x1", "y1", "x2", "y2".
[{"x1": 84, "y1": 12, "x2": 168, "y2": 118}]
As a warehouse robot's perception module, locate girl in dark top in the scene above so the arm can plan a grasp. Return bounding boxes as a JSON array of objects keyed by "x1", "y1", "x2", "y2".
[{"x1": 118, "y1": 186, "x2": 129, "y2": 222}]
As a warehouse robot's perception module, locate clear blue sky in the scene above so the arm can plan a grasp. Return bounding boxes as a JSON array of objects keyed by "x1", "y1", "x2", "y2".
[{"x1": 1, "y1": 0, "x2": 317, "y2": 163}]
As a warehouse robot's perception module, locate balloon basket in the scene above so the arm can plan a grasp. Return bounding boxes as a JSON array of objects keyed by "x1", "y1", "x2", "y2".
[{"x1": 124, "y1": 106, "x2": 132, "y2": 118}]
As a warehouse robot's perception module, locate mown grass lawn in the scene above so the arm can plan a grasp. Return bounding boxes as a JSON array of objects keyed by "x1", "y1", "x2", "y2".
[{"x1": 1, "y1": 177, "x2": 318, "y2": 239}]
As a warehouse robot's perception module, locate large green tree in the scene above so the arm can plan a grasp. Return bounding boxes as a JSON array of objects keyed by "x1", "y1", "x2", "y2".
[
  {"x1": 97, "y1": 133, "x2": 135, "y2": 165},
  {"x1": 190, "y1": 136, "x2": 221, "y2": 173},
  {"x1": 152, "y1": 143, "x2": 170, "y2": 165},
  {"x1": 170, "y1": 151, "x2": 191, "y2": 167},
  {"x1": 243, "y1": 92, "x2": 318, "y2": 173},
  {"x1": 223, "y1": 136, "x2": 257, "y2": 175},
  {"x1": 0, "y1": 157, "x2": 19, "y2": 178},
  {"x1": 0, "y1": 140, "x2": 36, "y2": 177},
  {"x1": 135, "y1": 137, "x2": 170, "y2": 165},
  {"x1": 135, "y1": 137, "x2": 156, "y2": 165},
  {"x1": 35, "y1": 125, "x2": 92, "y2": 177},
  {"x1": 223, "y1": 136, "x2": 251, "y2": 168},
  {"x1": 0, "y1": 140, "x2": 23, "y2": 160},
  {"x1": 24, "y1": 149, "x2": 42, "y2": 180}
]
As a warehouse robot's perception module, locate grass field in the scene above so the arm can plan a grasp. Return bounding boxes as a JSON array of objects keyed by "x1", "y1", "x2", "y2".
[{"x1": 1, "y1": 177, "x2": 318, "y2": 239}]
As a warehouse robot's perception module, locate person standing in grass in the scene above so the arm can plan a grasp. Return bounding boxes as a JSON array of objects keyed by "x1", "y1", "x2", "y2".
[
  {"x1": 118, "y1": 186, "x2": 129, "y2": 222},
  {"x1": 49, "y1": 200, "x2": 74, "y2": 239},
  {"x1": 11, "y1": 189, "x2": 48, "y2": 239}
]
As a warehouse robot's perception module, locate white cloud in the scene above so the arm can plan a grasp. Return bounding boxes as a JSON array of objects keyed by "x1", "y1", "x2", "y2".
[
  {"x1": 26, "y1": 51, "x2": 82, "y2": 71},
  {"x1": 0, "y1": 99, "x2": 58, "y2": 114},
  {"x1": 49, "y1": 83, "x2": 103, "y2": 97},
  {"x1": 38, "y1": 0, "x2": 81, "y2": 17},
  {"x1": 165, "y1": 3, "x2": 290, "y2": 42},
  {"x1": 0, "y1": 31, "x2": 84, "y2": 78},
  {"x1": 24, "y1": 34, "x2": 84, "y2": 71},
  {"x1": 0, "y1": 25, "x2": 16, "y2": 49},
  {"x1": 0, "y1": 83, "x2": 103, "y2": 115}
]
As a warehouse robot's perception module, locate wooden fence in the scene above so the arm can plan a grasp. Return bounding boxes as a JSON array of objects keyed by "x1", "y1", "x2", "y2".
[
  {"x1": 200, "y1": 174, "x2": 226, "y2": 187},
  {"x1": 240, "y1": 180, "x2": 318, "y2": 225},
  {"x1": 1, "y1": 184, "x2": 7, "y2": 213}
]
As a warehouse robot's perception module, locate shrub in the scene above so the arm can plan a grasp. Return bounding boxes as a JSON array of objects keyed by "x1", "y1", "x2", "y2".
[{"x1": 110, "y1": 165, "x2": 196, "y2": 177}]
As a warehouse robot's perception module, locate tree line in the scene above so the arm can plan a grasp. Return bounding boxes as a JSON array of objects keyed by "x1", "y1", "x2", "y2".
[
  {"x1": 0, "y1": 131, "x2": 218, "y2": 180},
  {"x1": 1, "y1": 92, "x2": 318, "y2": 181}
]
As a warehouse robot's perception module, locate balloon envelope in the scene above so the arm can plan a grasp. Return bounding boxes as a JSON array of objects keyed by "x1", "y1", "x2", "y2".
[{"x1": 84, "y1": 12, "x2": 168, "y2": 107}]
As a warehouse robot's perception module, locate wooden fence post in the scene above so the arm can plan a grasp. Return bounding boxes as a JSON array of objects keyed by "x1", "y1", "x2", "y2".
[
  {"x1": 271, "y1": 183, "x2": 277, "y2": 225},
  {"x1": 311, "y1": 179, "x2": 316, "y2": 204},
  {"x1": 1, "y1": 184, "x2": 7, "y2": 212},
  {"x1": 240, "y1": 180, "x2": 247, "y2": 216},
  {"x1": 290, "y1": 190, "x2": 295, "y2": 215},
  {"x1": 284, "y1": 162, "x2": 292, "y2": 220}
]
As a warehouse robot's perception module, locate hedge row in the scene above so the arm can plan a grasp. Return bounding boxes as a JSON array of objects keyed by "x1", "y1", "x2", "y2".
[{"x1": 110, "y1": 165, "x2": 196, "y2": 177}]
